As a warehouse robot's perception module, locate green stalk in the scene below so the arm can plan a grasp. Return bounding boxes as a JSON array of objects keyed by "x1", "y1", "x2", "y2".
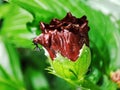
[{"x1": 78, "y1": 79, "x2": 101, "y2": 90}]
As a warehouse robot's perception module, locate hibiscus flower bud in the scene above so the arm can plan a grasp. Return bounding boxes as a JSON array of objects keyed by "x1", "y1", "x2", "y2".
[
  {"x1": 33, "y1": 12, "x2": 91, "y2": 84},
  {"x1": 110, "y1": 69, "x2": 120, "y2": 88}
]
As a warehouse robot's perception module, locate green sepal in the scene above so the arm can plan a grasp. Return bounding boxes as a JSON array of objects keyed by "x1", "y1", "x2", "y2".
[{"x1": 47, "y1": 44, "x2": 91, "y2": 84}]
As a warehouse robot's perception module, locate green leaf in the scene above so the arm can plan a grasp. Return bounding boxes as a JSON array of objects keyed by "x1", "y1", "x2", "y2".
[
  {"x1": 24, "y1": 67, "x2": 49, "y2": 90},
  {"x1": 0, "y1": 4, "x2": 10, "y2": 18},
  {"x1": 100, "y1": 75, "x2": 117, "y2": 90},
  {"x1": 0, "y1": 4, "x2": 34, "y2": 48},
  {"x1": 0, "y1": 38, "x2": 25, "y2": 90}
]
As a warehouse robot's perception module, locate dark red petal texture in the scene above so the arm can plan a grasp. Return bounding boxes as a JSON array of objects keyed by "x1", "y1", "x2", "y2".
[{"x1": 33, "y1": 12, "x2": 90, "y2": 61}]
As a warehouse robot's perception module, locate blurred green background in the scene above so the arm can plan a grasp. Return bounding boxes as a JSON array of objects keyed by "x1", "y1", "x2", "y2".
[{"x1": 0, "y1": 0, "x2": 120, "y2": 90}]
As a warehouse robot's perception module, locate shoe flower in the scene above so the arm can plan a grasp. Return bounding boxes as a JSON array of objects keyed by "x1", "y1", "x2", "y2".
[
  {"x1": 33, "y1": 12, "x2": 91, "y2": 84},
  {"x1": 110, "y1": 69, "x2": 120, "y2": 88}
]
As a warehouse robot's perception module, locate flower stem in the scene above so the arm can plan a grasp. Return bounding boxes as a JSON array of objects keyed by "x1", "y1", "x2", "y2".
[
  {"x1": 66, "y1": 78, "x2": 100, "y2": 90},
  {"x1": 77, "y1": 79, "x2": 101, "y2": 90}
]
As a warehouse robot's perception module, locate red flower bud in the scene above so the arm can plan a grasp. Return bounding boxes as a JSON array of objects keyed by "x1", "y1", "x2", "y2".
[{"x1": 33, "y1": 12, "x2": 90, "y2": 61}]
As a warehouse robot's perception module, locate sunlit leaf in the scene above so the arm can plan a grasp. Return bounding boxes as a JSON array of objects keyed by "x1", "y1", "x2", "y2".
[
  {"x1": 24, "y1": 67, "x2": 49, "y2": 90},
  {"x1": 0, "y1": 38, "x2": 25, "y2": 90},
  {"x1": 0, "y1": 4, "x2": 34, "y2": 48}
]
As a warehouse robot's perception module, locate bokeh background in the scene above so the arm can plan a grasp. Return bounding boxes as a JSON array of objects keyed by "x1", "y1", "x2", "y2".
[{"x1": 0, "y1": 0, "x2": 120, "y2": 90}]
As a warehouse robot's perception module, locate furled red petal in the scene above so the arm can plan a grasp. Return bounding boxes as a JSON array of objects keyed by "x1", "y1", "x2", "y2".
[{"x1": 33, "y1": 12, "x2": 90, "y2": 61}]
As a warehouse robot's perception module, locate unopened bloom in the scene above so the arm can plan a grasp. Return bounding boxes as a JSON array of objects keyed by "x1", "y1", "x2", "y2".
[
  {"x1": 33, "y1": 12, "x2": 89, "y2": 61},
  {"x1": 110, "y1": 69, "x2": 120, "y2": 88},
  {"x1": 33, "y1": 12, "x2": 91, "y2": 83}
]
